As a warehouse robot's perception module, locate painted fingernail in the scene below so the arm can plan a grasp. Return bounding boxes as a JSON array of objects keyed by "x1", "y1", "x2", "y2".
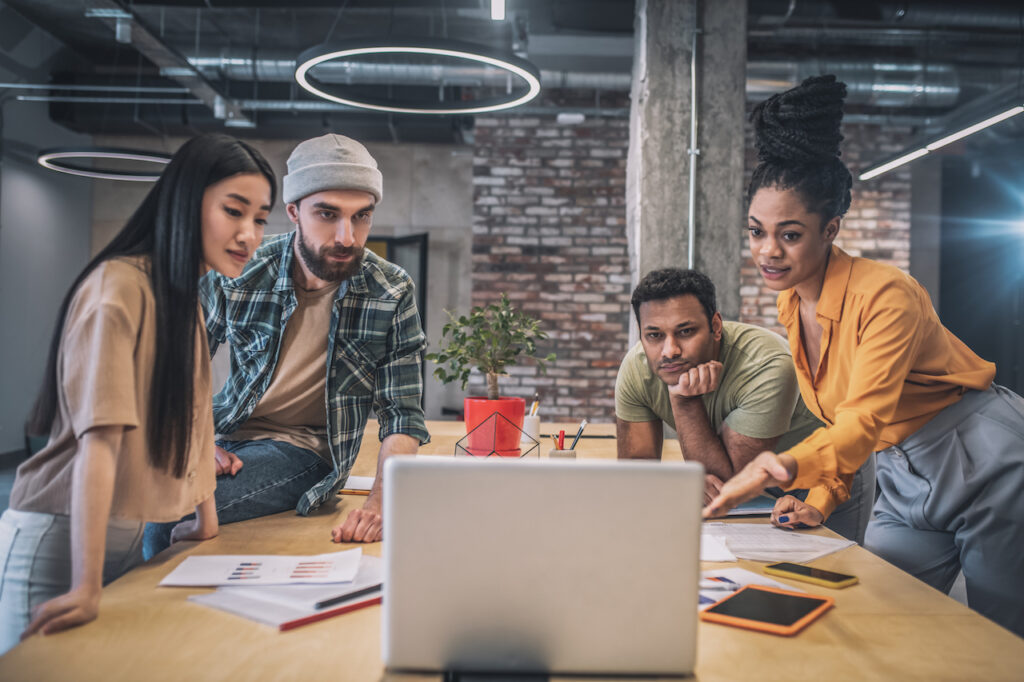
[{"x1": 779, "y1": 515, "x2": 789, "y2": 523}]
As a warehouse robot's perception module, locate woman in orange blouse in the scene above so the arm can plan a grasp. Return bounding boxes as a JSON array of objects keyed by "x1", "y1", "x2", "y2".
[{"x1": 705, "y1": 76, "x2": 1024, "y2": 636}]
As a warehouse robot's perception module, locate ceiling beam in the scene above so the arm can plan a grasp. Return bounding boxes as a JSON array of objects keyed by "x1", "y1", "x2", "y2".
[{"x1": 84, "y1": 0, "x2": 252, "y2": 127}]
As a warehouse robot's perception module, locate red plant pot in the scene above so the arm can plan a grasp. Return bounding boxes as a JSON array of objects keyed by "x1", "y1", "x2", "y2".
[{"x1": 463, "y1": 396, "x2": 526, "y2": 457}]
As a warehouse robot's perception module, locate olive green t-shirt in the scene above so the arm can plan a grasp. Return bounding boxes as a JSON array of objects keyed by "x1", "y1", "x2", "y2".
[{"x1": 615, "y1": 321, "x2": 821, "y2": 451}]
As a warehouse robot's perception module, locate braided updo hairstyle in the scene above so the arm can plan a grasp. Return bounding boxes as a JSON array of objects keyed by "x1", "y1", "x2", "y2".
[{"x1": 747, "y1": 75, "x2": 853, "y2": 224}]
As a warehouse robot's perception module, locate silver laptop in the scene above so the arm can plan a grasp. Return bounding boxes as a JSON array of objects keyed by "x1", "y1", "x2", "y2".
[{"x1": 382, "y1": 456, "x2": 703, "y2": 676}]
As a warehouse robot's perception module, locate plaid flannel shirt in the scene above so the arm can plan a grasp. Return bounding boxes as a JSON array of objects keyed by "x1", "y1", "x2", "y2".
[{"x1": 201, "y1": 232, "x2": 430, "y2": 515}]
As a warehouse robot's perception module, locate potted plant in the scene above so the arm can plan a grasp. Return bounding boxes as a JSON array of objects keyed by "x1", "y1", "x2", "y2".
[{"x1": 426, "y1": 293, "x2": 556, "y2": 456}]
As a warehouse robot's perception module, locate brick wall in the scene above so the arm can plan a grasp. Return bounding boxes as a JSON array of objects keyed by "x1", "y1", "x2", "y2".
[
  {"x1": 739, "y1": 121, "x2": 915, "y2": 335},
  {"x1": 469, "y1": 101, "x2": 914, "y2": 422},
  {"x1": 470, "y1": 101, "x2": 630, "y2": 421}
]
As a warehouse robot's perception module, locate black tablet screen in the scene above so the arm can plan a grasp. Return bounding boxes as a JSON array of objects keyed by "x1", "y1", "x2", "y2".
[{"x1": 705, "y1": 588, "x2": 827, "y2": 626}]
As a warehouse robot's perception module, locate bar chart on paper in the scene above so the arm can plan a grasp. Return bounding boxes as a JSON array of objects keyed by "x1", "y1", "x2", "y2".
[{"x1": 159, "y1": 548, "x2": 363, "y2": 587}]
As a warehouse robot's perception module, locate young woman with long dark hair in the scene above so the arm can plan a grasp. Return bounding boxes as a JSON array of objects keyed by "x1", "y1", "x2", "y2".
[
  {"x1": 0, "y1": 133, "x2": 275, "y2": 651},
  {"x1": 705, "y1": 76, "x2": 1024, "y2": 636}
]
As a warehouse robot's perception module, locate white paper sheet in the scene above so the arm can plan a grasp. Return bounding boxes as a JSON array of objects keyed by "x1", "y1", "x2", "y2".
[
  {"x1": 698, "y1": 567, "x2": 804, "y2": 610},
  {"x1": 160, "y1": 548, "x2": 362, "y2": 587},
  {"x1": 702, "y1": 523, "x2": 854, "y2": 563},
  {"x1": 341, "y1": 476, "x2": 374, "y2": 492},
  {"x1": 699, "y1": 533, "x2": 737, "y2": 562}
]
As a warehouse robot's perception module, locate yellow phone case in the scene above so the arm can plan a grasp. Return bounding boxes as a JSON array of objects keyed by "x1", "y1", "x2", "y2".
[{"x1": 763, "y1": 564, "x2": 858, "y2": 589}]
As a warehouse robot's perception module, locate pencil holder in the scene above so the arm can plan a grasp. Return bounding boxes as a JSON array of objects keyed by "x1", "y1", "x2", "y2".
[
  {"x1": 520, "y1": 415, "x2": 541, "y2": 443},
  {"x1": 548, "y1": 449, "x2": 576, "y2": 459}
]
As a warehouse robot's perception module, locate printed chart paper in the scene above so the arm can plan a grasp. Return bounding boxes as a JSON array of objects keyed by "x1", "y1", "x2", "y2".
[{"x1": 160, "y1": 548, "x2": 362, "y2": 587}]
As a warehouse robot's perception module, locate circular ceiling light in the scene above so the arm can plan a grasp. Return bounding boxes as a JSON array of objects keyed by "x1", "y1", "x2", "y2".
[
  {"x1": 37, "y1": 147, "x2": 172, "y2": 181},
  {"x1": 295, "y1": 38, "x2": 542, "y2": 115}
]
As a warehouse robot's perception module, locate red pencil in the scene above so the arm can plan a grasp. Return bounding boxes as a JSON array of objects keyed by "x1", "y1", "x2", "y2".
[{"x1": 558, "y1": 429, "x2": 565, "y2": 450}]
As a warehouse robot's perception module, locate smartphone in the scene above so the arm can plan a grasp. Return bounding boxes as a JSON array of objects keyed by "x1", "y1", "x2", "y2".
[
  {"x1": 763, "y1": 562, "x2": 858, "y2": 589},
  {"x1": 700, "y1": 585, "x2": 834, "y2": 636}
]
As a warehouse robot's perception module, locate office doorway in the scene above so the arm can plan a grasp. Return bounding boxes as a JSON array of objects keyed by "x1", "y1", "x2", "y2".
[{"x1": 365, "y1": 233, "x2": 429, "y2": 326}]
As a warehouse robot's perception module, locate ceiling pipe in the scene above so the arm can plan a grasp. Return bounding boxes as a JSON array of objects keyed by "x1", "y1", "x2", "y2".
[
  {"x1": 748, "y1": 0, "x2": 1024, "y2": 31},
  {"x1": 184, "y1": 49, "x2": 972, "y2": 108},
  {"x1": 875, "y1": 2, "x2": 1024, "y2": 30},
  {"x1": 747, "y1": 59, "x2": 961, "y2": 108},
  {"x1": 185, "y1": 50, "x2": 633, "y2": 91}
]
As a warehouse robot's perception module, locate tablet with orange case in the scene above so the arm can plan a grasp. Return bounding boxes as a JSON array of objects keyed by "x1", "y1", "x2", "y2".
[{"x1": 699, "y1": 584, "x2": 834, "y2": 636}]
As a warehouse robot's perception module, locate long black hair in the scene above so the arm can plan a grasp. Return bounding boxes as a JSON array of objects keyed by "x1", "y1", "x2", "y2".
[
  {"x1": 27, "y1": 133, "x2": 276, "y2": 478},
  {"x1": 746, "y1": 74, "x2": 853, "y2": 223}
]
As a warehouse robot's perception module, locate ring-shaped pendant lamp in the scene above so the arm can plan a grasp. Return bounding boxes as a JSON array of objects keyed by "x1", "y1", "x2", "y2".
[
  {"x1": 37, "y1": 147, "x2": 172, "y2": 181},
  {"x1": 295, "y1": 38, "x2": 542, "y2": 115}
]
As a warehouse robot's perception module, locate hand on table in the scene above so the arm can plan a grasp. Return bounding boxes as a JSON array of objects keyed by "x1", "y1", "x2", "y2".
[
  {"x1": 332, "y1": 496, "x2": 382, "y2": 543},
  {"x1": 771, "y1": 495, "x2": 824, "y2": 530},
  {"x1": 703, "y1": 451, "x2": 796, "y2": 518},
  {"x1": 22, "y1": 585, "x2": 101, "y2": 640},
  {"x1": 703, "y1": 474, "x2": 725, "y2": 506},
  {"x1": 214, "y1": 445, "x2": 243, "y2": 476},
  {"x1": 170, "y1": 517, "x2": 218, "y2": 544},
  {"x1": 669, "y1": 360, "x2": 723, "y2": 399}
]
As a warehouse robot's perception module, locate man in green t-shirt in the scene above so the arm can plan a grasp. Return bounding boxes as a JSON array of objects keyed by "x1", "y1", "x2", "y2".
[{"x1": 616, "y1": 268, "x2": 874, "y2": 543}]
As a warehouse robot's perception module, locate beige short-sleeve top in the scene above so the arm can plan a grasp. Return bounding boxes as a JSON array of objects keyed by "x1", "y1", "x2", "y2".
[{"x1": 10, "y1": 256, "x2": 216, "y2": 522}]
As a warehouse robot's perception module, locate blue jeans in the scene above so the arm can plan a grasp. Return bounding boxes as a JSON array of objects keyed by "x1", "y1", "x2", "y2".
[{"x1": 143, "y1": 439, "x2": 333, "y2": 560}]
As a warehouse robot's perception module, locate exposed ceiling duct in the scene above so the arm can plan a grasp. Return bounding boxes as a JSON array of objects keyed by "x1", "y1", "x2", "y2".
[
  {"x1": 749, "y1": 0, "x2": 1024, "y2": 31},
  {"x1": 186, "y1": 49, "x2": 634, "y2": 91},
  {"x1": 746, "y1": 60, "x2": 963, "y2": 108},
  {"x1": 4, "y1": 0, "x2": 1022, "y2": 142},
  {"x1": 184, "y1": 49, "x2": 973, "y2": 109}
]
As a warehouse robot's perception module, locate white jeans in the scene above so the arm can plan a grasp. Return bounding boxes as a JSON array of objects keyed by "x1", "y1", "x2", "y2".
[{"x1": 0, "y1": 509, "x2": 144, "y2": 655}]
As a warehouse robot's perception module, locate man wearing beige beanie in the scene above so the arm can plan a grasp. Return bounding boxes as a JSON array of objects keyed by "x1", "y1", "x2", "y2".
[{"x1": 144, "y1": 134, "x2": 429, "y2": 556}]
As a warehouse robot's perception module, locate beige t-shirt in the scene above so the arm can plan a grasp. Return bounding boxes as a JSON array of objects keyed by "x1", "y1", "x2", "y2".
[
  {"x1": 226, "y1": 282, "x2": 340, "y2": 459},
  {"x1": 615, "y1": 321, "x2": 822, "y2": 451},
  {"x1": 11, "y1": 257, "x2": 216, "y2": 522}
]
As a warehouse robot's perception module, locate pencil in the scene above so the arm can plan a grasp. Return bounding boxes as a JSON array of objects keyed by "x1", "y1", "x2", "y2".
[{"x1": 569, "y1": 419, "x2": 588, "y2": 450}]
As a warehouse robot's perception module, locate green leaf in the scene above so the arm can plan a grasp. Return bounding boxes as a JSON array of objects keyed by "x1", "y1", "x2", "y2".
[{"x1": 427, "y1": 293, "x2": 557, "y2": 390}]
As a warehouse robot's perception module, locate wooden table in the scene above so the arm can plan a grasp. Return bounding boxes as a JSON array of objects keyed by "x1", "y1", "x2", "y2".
[{"x1": 2, "y1": 421, "x2": 1022, "y2": 681}]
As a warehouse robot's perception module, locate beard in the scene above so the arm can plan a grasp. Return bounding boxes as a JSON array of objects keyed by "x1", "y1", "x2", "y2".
[{"x1": 296, "y1": 220, "x2": 365, "y2": 282}]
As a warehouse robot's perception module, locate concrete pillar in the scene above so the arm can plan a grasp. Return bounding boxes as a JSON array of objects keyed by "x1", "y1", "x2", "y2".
[
  {"x1": 626, "y1": 0, "x2": 747, "y2": 321},
  {"x1": 910, "y1": 156, "x2": 942, "y2": 308}
]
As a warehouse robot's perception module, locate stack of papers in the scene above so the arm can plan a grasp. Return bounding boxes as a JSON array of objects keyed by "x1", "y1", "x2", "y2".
[
  {"x1": 702, "y1": 523, "x2": 855, "y2": 563},
  {"x1": 189, "y1": 556, "x2": 383, "y2": 631},
  {"x1": 699, "y1": 534, "x2": 737, "y2": 562},
  {"x1": 160, "y1": 548, "x2": 382, "y2": 631}
]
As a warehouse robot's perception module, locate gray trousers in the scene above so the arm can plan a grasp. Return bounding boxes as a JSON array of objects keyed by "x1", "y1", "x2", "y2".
[
  {"x1": 865, "y1": 384, "x2": 1024, "y2": 637},
  {"x1": 0, "y1": 510, "x2": 145, "y2": 654}
]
